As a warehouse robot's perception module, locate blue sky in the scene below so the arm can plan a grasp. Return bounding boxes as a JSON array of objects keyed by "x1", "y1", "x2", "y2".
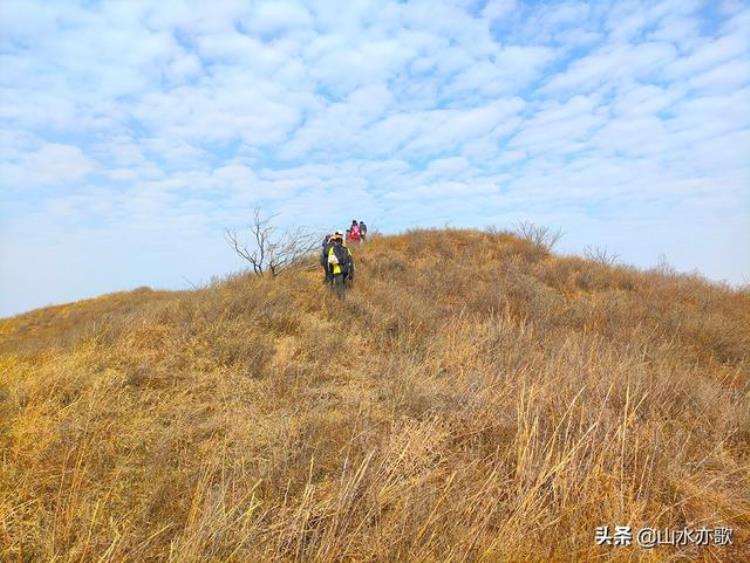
[{"x1": 1, "y1": 0, "x2": 749, "y2": 317}]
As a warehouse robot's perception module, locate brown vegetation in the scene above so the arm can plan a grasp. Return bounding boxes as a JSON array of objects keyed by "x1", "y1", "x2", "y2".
[{"x1": 1, "y1": 229, "x2": 749, "y2": 561}]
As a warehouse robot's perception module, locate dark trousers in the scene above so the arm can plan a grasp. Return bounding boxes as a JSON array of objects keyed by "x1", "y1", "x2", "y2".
[{"x1": 332, "y1": 272, "x2": 349, "y2": 298}]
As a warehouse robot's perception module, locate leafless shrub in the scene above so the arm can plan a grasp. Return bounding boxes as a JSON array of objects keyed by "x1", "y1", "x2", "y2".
[
  {"x1": 513, "y1": 220, "x2": 563, "y2": 251},
  {"x1": 225, "y1": 206, "x2": 320, "y2": 277},
  {"x1": 653, "y1": 253, "x2": 676, "y2": 277},
  {"x1": 485, "y1": 225, "x2": 513, "y2": 237},
  {"x1": 583, "y1": 245, "x2": 619, "y2": 266}
]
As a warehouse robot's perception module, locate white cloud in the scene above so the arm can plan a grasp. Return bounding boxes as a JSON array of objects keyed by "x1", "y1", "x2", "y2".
[
  {"x1": 444, "y1": 46, "x2": 556, "y2": 98},
  {"x1": 483, "y1": 0, "x2": 517, "y2": 21},
  {"x1": 611, "y1": 83, "x2": 682, "y2": 117},
  {"x1": 687, "y1": 57, "x2": 750, "y2": 93},
  {"x1": 424, "y1": 156, "x2": 470, "y2": 178},
  {"x1": 665, "y1": 32, "x2": 749, "y2": 80},
  {"x1": 2, "y1": 143, "x2": 95, "y2": 186},
  {"x1": 212, "y1": 163, "x2": 258, "y2": 189},
  {"x1": 402, "y1": 98, "x2": 525, "y2": 157},
  {"x1": 248, "y1": 1, "x2": 313, "y2": 35},
  {"x1": 542, "y1": 41, "x2": 678, "y2": 94},
  {"x1": 508, "y1": 95, "x2": 605, "y2": 155}
]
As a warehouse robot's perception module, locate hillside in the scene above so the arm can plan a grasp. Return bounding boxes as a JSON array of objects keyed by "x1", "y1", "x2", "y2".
[{"x1": 1, "y1": 229, "x2": 749, "y2": 561}]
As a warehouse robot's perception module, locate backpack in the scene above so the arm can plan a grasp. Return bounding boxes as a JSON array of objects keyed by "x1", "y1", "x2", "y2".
[
  {"x1": 331, "y1": 245, "x2": 351, "y2": 273},
  {"x1": 351, "y1": 224, "x2": 360, "y2": 239}
]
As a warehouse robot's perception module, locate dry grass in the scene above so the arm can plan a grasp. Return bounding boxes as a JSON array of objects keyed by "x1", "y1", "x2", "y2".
[{"x1": 1, "y1": 229, "x2": 748, "y2": 561}]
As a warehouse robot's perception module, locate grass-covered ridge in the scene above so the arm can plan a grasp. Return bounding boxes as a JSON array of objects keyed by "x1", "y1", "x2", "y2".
[{"x1": 1, "y1": 229, "x2": 749, "y2": 560}]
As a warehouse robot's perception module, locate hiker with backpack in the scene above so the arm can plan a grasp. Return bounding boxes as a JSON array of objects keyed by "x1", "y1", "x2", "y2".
[
  {"x1": 348, "y1": 220, "x2": 361, "y2": 245},
  {"x1": 358, "y1": 220, "x2": 368, "y2": 243},
  {"x1": 326, "y1": 231, "x2": 354, "y2": 298},
  {"x1": 320, "y1": 234, "x2": 334, "y2": 284}
]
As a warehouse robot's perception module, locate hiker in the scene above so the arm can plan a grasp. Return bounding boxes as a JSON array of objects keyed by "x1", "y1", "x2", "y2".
[
  {"x1": 348, "y1": 220, "x2": 361, "y2": 245},
  {"x1": 359, "y1": 220, "x2": 368, "y2": 243},
  {"x1": 327, "y1": 232, "x2": 354, "y2": 298},
  {"x1": 320, "y1": 234, "x2": 334, "y2": 284}
]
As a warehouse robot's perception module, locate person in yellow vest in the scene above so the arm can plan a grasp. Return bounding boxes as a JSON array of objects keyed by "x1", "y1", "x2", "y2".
[
  {"x1": 320, "y1": 233, "x2": 334, "y2": 284},
  {"x1": 327, "y1": 231, "x2": 354, "y2": 297}
]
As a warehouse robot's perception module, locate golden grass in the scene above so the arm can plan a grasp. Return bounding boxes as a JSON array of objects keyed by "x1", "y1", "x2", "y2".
[{"x1": 1, "y1": 229, "x2": 748, "y2": 561}]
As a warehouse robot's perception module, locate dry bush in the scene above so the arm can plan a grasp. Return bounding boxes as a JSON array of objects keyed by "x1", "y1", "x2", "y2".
[
  {"x1": 514, "y1": 220, "x2": 564, "y2": 251},
  {"x1": 583, "y1": 244, "x2": 620, "y2": 266},
  {"x1": 225, "y1": 206, "x2": 320, "y2": 277},
  {"x1": 1, "y1": 228, "x2": 749, "y2": 561}
]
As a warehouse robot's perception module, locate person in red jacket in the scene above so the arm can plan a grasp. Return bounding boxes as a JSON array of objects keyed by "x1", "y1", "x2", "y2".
[{"x1": 348, "y1": 219, "x2": 361, "y2": 245}]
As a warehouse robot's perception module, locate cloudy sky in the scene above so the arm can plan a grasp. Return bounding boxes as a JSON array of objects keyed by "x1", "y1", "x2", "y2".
[{"x1": 1, "y1": 0, "x2": 749, "y2": 316}]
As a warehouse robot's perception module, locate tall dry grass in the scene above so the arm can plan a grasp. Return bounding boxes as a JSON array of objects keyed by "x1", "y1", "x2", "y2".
[{"x1": 1, "y1": 229, "x2": 748, "y2": 561}]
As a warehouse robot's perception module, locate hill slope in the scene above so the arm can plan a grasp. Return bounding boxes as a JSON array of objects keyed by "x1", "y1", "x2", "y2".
[{"x1": 1, "y1": 229, "x2": 749, "y2": 560}]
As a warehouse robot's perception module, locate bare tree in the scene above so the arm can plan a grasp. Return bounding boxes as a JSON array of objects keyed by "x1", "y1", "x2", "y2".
[
  {"x1": 583, "y1": 245, "x2": 620, "y2": 266},
  {"x1": 225, "y1": 206, "x2": 320, "y2": 277},
  {"x1": 514, "y1": 220, "x2": 564, "y2": 251}
]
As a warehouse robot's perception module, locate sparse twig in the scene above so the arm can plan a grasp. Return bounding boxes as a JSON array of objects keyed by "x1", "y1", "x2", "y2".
[
  {"x1": 514, "y1": 220, "x2": 564, "y2": 251},
  {"x1": 225, "y1": 206, "x2": 320, "y2": 277},
  {"x1": 583, "y1": 245, "x2": 619, "y2": 266}
]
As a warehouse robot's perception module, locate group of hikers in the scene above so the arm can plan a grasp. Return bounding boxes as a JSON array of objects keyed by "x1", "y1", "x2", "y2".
[
  {"x1": 345, "y1": 219, "x2": 367, "y2": 245},
  {"x1": 320, "y1": 220, "x2": 367, "y2": 297}
]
